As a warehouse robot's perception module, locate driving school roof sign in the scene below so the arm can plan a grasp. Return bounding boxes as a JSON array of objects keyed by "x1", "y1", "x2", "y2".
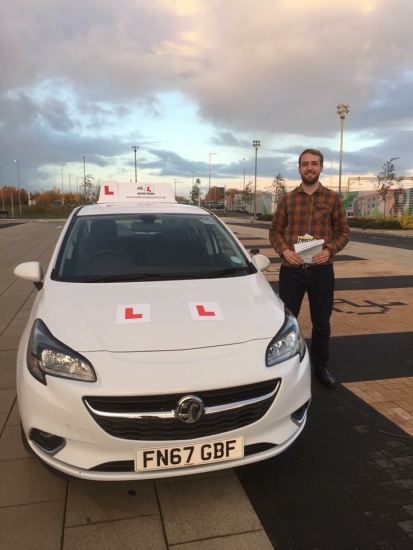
[{"x1": 98, "y1": 181, "x2": 176, "y2": 204}]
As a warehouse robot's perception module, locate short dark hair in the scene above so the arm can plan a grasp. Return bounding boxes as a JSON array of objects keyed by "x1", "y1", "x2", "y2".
[{"x1": 298, "y1": 149, "x2": 324, "y2": 166}]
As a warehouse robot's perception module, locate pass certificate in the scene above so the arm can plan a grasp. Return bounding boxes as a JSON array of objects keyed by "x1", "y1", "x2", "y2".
[{"x1": 294, "y1": 238, "x2": 324, "y2": 264}]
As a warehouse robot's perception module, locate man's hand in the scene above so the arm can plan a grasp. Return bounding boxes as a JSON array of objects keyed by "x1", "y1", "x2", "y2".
[
  {"x1": 311, "y1": 247, "x2": 331, "y2": 264},
  {"x1": 283, "y1": 249, "x2": 304, "y2": 266}
]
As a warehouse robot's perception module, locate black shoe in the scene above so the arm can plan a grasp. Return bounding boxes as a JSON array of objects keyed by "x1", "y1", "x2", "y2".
[{"x1": 314, "y1": 367, "x2": 336, "y2": 388}]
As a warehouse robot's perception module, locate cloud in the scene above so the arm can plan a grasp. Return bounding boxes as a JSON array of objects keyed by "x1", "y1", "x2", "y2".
[{"x1": 1, "y1": 0, "x2": 413, "y2": 193}]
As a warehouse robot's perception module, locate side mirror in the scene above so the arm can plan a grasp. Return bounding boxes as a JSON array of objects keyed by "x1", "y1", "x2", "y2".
[
  {"x1": 251, "y1": 254, "x2": 270, "y2": 272},
  {"x1": 14, "y1": 262, "x2": 44, "y2": 290}
]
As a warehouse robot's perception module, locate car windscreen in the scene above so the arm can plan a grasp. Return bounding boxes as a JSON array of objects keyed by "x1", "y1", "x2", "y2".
[{"x1": 51, "y1": 212, "x2": 255, "y2": 282}]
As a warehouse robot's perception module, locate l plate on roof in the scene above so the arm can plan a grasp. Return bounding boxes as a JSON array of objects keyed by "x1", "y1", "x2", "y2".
[{"x1": 98, "y1": 181, "x2": 176, "y2": 204}]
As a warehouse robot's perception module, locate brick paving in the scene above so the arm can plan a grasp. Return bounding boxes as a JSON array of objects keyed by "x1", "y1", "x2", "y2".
[{"x1": 232, "y1": 222, "x2": 413, "y2": 549}]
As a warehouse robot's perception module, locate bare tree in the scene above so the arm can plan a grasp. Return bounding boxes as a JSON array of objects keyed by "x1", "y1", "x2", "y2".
[
  {"x1": 374, "y1": 158, "x2": 403, "y2": 221},
  {"x1": 242, "y1": 181, "x2": 254, "y2": 213},
  {"x1": 265, "y1": 173, "x2": 287, "y2": 212},
  {"x1": 80, "y1": 174, "x2": 97, "y2": 203}
]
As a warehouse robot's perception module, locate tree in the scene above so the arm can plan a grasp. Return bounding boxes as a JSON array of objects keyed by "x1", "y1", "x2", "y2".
[
  {"x1": 80, "y1": 174, "x2": 97, "y2": 203},
  {"x1": 374, "y1": 158, "x2": 403, "y2": 221},
  {"x1": 189, "y1": 178, "x2": 201, "y2": 205},
  {"x1": 242, "y1": 181, "x2": 254, "y2": 213},
  {"x1": 265, "y1": 172, "x2": 286, "y2": 212}
]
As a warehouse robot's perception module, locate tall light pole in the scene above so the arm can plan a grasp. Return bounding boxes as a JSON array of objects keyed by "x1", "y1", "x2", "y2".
[
  {"x1": 173, "y1": 179, "x2": 180, "y2": 198},
  {"x1": 61, "y1": 168, "x2": 65, "y2": 198},
  {"x1": 336, "y1": 104, "x2": 349, "y2": 194},
  {"x1": 252, "y1": 140, "x2": 261, "y2": 220},
  {"x1": 14, "y1": 159, "x2": 21, "y2": 214},
  {"x1": 188, "y1": 171, "x2": 197, "y2": 186},
  {"x1": 5, "y1": 188, "x2": 14, "y2": 218},
  {"x1": 208, "y1": 153, "x2": 217, "y2": 205},
  {"x1": 69, "y1": 173, "x2": 74, "y2": 196},
  {"x1": 242, "y1": 158, "x2": 246, "y2": 190},
  {"x1": 330, "y1": 159, "x2": 333, "y2": 188},
  {"x1": 0, "y1": 166, "x2": 4, "y2": 211},
  {"x1": 132, "y1": 146, "x2": 139, "y2": 183}
]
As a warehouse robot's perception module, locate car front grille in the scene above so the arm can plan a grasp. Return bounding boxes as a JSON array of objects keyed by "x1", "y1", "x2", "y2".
[{"x1": 83, "y1": 379, "x2": 280, "y2": 441}]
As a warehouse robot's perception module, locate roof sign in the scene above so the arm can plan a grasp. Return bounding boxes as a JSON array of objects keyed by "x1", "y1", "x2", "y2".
[{"x1": 98, "y1": 181, "x2": 176, "y2": 204}]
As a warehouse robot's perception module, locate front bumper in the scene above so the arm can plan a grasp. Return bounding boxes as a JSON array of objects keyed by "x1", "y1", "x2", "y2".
[{"x1": 17, "y1": 342, "x2": 311, "y2": 481}]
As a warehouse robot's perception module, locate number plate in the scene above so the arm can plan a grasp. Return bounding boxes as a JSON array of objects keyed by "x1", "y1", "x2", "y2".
[{"x1": 134, "y1": 436, "x2": 244, "y2": 471}]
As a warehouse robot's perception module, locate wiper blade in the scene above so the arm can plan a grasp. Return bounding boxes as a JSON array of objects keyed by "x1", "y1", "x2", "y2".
[
  {"x1": 85, "y1": 272, "x2": 210, "y2": 283},
  {"x1": 85, "y1": 273, "x2": 164, "y2": 283},
  {"x1": 202, "y1": 266, "x2": 253, "y2": 279}
]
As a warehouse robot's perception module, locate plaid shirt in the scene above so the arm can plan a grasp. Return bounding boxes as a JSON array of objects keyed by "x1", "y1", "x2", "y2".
[{"x1": 269, "y1": 183, "x2": 349, "y2": 266}]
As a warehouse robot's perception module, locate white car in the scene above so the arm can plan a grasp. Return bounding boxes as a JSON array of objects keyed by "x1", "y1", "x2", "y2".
[{"x1": 15, "y1": 182, "x2": 311, "y2": 481}]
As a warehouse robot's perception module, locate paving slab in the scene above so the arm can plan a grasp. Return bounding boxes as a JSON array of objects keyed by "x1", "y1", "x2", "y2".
[
  {"x1": 63, "y1": 515, "x2": 167, "y2": 550},
  {"x1": 0, "y1": 501, "x2": 65, "y2": 550},
  {"x1": 157, "y1": 475, "x2": 264, "y2": 545},
  {"x1": 65, "y1": 479, "x2": 159, "y2": 527}
]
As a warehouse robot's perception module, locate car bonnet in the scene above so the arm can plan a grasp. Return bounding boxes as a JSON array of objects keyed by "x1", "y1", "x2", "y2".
[{"x1": 36, "y1": 275, "x2": 285, "y2": 353}]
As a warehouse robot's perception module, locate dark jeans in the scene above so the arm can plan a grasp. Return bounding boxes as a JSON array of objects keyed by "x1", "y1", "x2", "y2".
[{"x1": 279, "y1": 264, "x2": 335, "y2": 369}]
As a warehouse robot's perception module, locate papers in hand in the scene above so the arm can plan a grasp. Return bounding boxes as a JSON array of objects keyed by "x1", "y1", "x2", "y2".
[{"x1": 294, "y1": 239, "x2": 324, "y2": 264}]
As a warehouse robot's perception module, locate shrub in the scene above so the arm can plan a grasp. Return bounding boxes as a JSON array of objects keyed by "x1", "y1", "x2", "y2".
[{"x1": 400, "y1": 214, "x2": 413, "y2": 229}]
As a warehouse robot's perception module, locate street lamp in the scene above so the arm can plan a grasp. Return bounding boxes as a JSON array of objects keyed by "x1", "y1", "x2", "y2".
[
  {"x1": 132, "y1": 146, "x2": 139, "y2": 183},
  {"x1": 14, "y1": 159, "x2": 21, "y2": 214},
  {"x1": 0, "y1": 166, "x2": 4, "y2": 211},
  {"x1": 69, "y1": 174, "x2": 74, "y2": 196},
  {"x1": 242, "y1": 158, "x2": 246, "y2": 190},
  {"x1": 208, "y1": 153, "x2": 217, "y2": 205},
  {"x1": 330, "y1": 159, "x2": 333, "y2": 188},
  {"x1": 336, "y1": 104, "x2": 349, "y2": 194},
  {"x1": 252, "y1": 140, "x2": 261, "y2": 219},
  {"x1": 188, "y1": 171, "x2": 197, "y2": 186},
  {"x1": 173, "y1": 179, "x2": 180, "y2": 198},
  {"x1": 5, "y1": 187, "x2": 14, "y2": 218},
  {"x1": 61, "y1": 168, "x2": 65, "y2": 198}
]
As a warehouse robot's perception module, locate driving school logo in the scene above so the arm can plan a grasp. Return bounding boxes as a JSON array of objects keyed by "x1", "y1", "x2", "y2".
[{"x1": 136, "y1": 185, "x2": 155, "y2": 195}]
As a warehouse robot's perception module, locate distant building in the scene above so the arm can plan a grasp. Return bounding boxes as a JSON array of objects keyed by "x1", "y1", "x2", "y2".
[{"x1": 342, "y1": 187, "x2": 413, "y2": 218}]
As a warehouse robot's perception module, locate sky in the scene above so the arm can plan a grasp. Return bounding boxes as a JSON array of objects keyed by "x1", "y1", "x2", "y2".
[{"x1": 1, "y1": 0, "x2": 413, "y2": 199}]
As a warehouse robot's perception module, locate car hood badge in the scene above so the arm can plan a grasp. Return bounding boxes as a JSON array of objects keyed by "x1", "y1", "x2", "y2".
[{"x1": 175, "y1": 395, "x2": 205, "y2": 424}]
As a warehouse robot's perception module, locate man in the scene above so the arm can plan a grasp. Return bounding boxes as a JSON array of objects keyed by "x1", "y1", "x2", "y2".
[{"x1": 269, "y1": 149, "x2": 349, "y2": 388}]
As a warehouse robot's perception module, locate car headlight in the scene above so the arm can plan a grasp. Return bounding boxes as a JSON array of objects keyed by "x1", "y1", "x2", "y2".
[
  {"x1": 266, "y1": 308, "x2": 306, "y2": 367},
  {"x1": 27, "y1": 319, "x2": 96, "y2": 384}
]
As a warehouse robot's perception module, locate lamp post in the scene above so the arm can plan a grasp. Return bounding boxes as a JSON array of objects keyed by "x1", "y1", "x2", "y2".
[
  {"x1": 336, "y1": 104, "x2": 349, "y2": 194},
  {"x1": 61, "y1": 168, "x2": 65, "y2": 198},
  {"x1": 69, "y1": 173, "x2": 74, "y2": 196},
  {"x1": 208, "y1": 153, "x2": 217, "y2": 206},
  {"x1": 5, "y1": 188, "x2": 14, "y2": 218},
  {"x1": 14, "y1": 159, "x2": 21, "y2": 214},
  {"x1": 132, "y1": 146, "x2": 139, "y2": 183},
  {"x1": 188, "y1": 171, "x2": 197, "y2": 186},
  {"x1": 0, "y1": 166, "x2": 4, "y2": 211},
  {"x1": 252, "y1": 140, "x2": 261, "y2": 220},
  {"x1": 173, "y1": 179, "x2": 180, "y2": 198},
  {"x1": 330, "y1": 159, "x2": 333, "y2": 188},
  {"x1": 242, "y1": 158, "x2": 246, "y2": 190}
]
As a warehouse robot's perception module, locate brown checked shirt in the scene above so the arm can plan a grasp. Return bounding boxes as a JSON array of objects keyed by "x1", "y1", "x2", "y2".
[{"x1": 269, "y1": 183, "x2": 349, "y2": 267}]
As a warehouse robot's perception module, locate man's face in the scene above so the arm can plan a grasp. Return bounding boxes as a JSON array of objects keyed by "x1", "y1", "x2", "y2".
[{"x1": 298, "y1": 153, "x2": 323, "y2": 186}]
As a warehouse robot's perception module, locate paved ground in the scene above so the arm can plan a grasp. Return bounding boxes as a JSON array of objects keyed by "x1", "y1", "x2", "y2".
[{"x1": 0, "y1": 218, "x2": 412, "y2": 549}]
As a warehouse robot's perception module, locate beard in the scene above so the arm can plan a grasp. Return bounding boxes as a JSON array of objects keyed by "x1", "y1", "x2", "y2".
[{"x1": 301, "y1": 172, "x2": 320, "y2": 186}]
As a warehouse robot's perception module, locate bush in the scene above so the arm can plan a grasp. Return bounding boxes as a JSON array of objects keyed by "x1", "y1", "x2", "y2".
[
  {"x1": 348, "y1": 216, "x2": 403, "y2": 229},
  {"x1": 400, "y1": 214, "x2": 413, "y2": 229}
]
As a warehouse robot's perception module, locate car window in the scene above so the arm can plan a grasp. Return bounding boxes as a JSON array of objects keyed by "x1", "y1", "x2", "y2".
[{"x1": 52, "y1": 213, "x2": 253, "y2": 282}]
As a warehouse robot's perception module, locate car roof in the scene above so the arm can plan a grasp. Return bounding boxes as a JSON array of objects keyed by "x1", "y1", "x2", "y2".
[{"x1": 76, "y1": 182, "x2": 208, "y2": 217}]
